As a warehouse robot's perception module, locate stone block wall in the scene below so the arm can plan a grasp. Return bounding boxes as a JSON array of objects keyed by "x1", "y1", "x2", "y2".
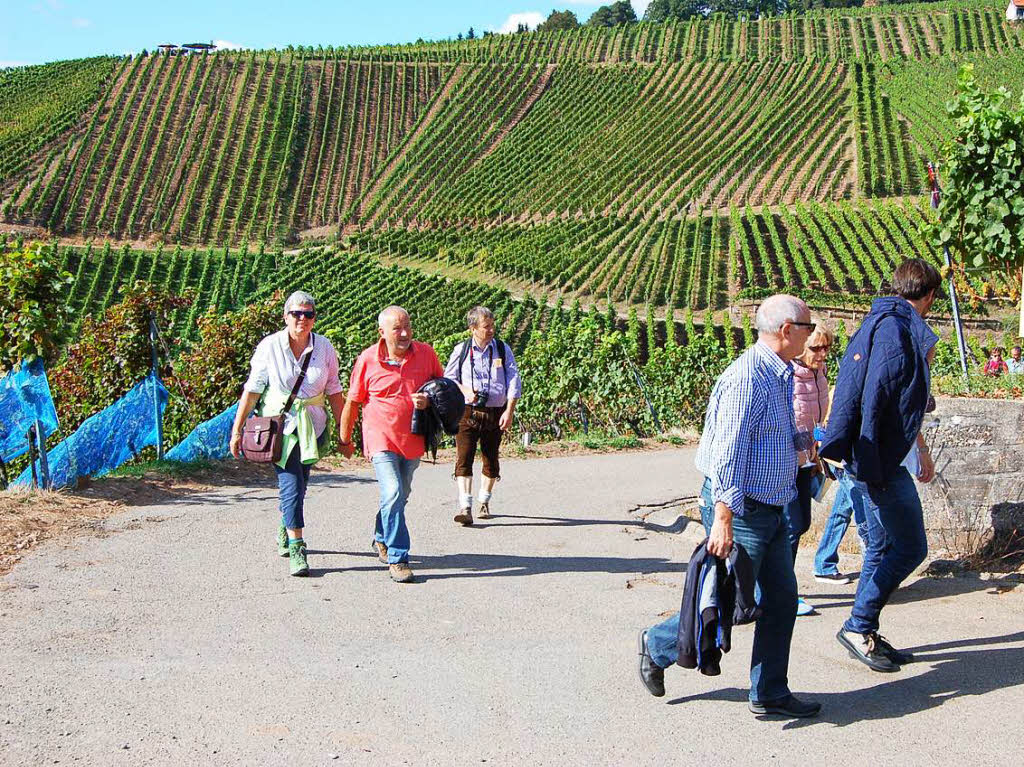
[
  {"x1": 809, "y1": 397, "x2": 1024, "y2": 552},
  {"x1": 917, "y1": 397, "x2": 1024, "y2": 543}
]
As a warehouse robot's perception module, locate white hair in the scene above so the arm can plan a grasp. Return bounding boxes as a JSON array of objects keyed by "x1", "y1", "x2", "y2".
[
  {"x1": 755, "y1": 294, "x2": 808, "y2": 335},
  {"x1": 283, "y1": 290, "x2": 315, "y2": 317},
  {"x1": 378, "y1": 305, "x2": 409, "y2": 329}
]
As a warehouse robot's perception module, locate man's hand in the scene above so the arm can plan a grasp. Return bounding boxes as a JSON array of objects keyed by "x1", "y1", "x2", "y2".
[
  {"x1": 338, "y1": 441, "x2": 355, "y2": 459},
  {"x1": 411, "y1": 392, "x2": 429, "y2": 410},
  {"x1": 707, "y1": 502, "x2": 734, "y2": 558},
  {"x1": 498, "y1": 409, "x2": 513, "y2": 431},
  {"x1": 917, "y1": 449, "x2": 935, "y2": 484},
  {"x1": 230, "y1": 432, "x2": 243, "y2": 459}
]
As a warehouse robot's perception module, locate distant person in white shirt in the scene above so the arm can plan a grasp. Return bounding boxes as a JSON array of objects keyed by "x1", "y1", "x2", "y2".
[{"x1": 1007, "y1": 346, "x2": 1024, "y2": 375}]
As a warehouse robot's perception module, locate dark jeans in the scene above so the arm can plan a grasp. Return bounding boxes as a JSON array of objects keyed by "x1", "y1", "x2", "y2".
[
  {"x1": 646, "y1": 478, "x2": 798, "y2": 703},
  {"x1": 274, "y1": 442, "x2": 312, "y2": 530},
  {"x1": 781, "y1": 466, "x2": 820, "y2": 560},
  {"x1": 843, "y1": 468, "x2": 928, "y2": 635}
]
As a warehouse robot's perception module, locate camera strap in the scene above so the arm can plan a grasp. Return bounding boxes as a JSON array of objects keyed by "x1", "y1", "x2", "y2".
[{"x1": 468, "y1": 343, "x2": 494, "y2": 397}]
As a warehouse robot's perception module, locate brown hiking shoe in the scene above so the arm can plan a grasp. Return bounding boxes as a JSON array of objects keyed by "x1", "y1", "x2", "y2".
[
  {"x1": 476, "y1": 502, "x2": 492, "y2": 519},
  {"x1": 373, "y1": 541, "x2": 388, "y2": 563},
  {"x1": 389, "y1": 562, "x2": 414, "y2": 583},
  {"x1": 453, "y1": 507, "x2": 473, "y2": 526}
]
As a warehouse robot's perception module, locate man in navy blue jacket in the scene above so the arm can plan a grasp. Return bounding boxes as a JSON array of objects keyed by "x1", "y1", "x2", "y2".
[{"x1": 820, "y1": 259, "x2": 940, "y2": 673}]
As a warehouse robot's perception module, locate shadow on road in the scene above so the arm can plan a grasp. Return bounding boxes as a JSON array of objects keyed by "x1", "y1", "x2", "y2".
[
  {"x1": 471, "y1": 513, "x2": 642, "y2": 529},
  {"x1": 663, "y1": 631, "x2": 1024, "y2": 726},
  {"x1": 412, "y1": 551, "x2": 685, "y2": 580},
  {"x1": 803, "y1": 572, "x2": 1019, "y2": 613},
  {"x1": 298, "y1": 548, "x2": 685, "y2": 580}
]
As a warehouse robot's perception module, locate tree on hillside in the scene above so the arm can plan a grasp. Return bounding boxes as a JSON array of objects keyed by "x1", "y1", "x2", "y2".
[
  {"x1": 587, "y1": 1, "x2": 638, "y2": 27},
  {"x1": 467, "y1": 27, "x2": 476, "y2": 39},
  {"x1": 930, "y1": 65, "x2": 1024, "y2": 334},
  {"x1": 538, "y1": 9, "x2": 581, "y2": 32},
  {"x1": 644, "y1": 0, "x2": 703, "y2": 21},
  {"x1": 645, "y1": 0, "x2": 788, "y2": 20}
]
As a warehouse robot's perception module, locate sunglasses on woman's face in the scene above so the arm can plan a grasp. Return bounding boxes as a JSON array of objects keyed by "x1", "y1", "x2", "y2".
[
  {"x1": 288, "y1": 310, "x2": 316, "y2": 320},
  {"x1": 808, "y1": 344, "x2": 830, "y2": 353}
]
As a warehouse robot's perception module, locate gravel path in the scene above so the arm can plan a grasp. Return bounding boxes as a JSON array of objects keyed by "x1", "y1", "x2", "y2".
[{"x1": 1, "y1": 448, "x2": 1022, "y2": 765}]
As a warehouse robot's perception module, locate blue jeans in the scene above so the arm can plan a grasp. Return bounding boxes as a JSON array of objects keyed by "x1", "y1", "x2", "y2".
[
  {"x1": 646, "y1": 478, "x2": 798, "y2": 703},
  {"x1": 813, "y1": 470, "x2": 869, "y2": 576},
  {"x1": 371, "y1": 451, "x2": 420, "y2": 564},
  {"x1": 843, "y1": 468, "x2": 928, "y2": 635},
  {"x1": 274, "y1": 442, "x2": 312, "y2": 530}
]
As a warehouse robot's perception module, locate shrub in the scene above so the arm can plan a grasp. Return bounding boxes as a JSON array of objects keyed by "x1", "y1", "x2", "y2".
[
  {"x1": 0, "y1": 242, "x2": 72, "y2": 374},
  {"x1": 48, "y1": 283, "x2": 192, "y2": 432}
]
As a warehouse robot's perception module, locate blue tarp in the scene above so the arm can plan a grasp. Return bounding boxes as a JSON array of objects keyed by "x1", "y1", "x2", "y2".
[
  {"x1": 0, "y1": 359, "x2": 59, "y2": 463},
  {"x1": 165, "y1": 404, "x2": 236, "y2": 462},
  {"x1": 13, "y1": 373, "x2": 168, "y2": 489}
]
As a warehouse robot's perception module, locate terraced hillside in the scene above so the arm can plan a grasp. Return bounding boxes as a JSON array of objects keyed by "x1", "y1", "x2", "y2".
[
  {"x1": 2, "y1": 53, "x2": 451, "y2": 244},
  {"x1": 26, "y1": 238, "x2": 563, "y2": 352},
  {"x1": 2, "y1": 0, "x2": 1024, "y2": 316}
]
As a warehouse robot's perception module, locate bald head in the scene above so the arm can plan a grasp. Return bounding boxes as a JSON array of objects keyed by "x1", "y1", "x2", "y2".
[
  {"x1": 378, "y1": 305, "x2": 409, "y2": 329},
  {"x1": 377, "y1": 305, "x2": 414, "y2": 358}
]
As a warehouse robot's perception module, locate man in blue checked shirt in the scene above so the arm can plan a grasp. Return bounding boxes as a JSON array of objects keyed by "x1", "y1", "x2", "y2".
[{"x1": 637, "y1": 294, "x2": 823, "y2": 719}]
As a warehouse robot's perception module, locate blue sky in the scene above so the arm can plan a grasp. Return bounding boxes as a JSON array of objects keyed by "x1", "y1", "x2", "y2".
[{"x1": 1, "y1": 1, "x2": 652, "y2": 67}]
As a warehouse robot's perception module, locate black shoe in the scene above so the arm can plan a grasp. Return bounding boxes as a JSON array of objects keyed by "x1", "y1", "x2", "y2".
[
  {"x1": 749, "y1": 694, "x2": 821, "y2": 718},
  {"x1": 814, "y1": 572, "x2": 851, "y2": 585},
  {"x1": 837, "y1": 628, "x2": 900, "y2": 672},
  {"x1": 637, "y1": 630, "x2": 665, "y2": 697},
  {"x1": 873, "y1": 633, "x2": 914, "y2": 665}
]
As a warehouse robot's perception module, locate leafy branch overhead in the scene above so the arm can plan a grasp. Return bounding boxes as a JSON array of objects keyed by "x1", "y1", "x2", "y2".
[{"x1": 931, "y1": 64, "x2": 1024, "y2": 302}]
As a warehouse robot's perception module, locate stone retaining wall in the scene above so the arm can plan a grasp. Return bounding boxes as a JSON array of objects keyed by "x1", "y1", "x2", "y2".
[
  {"x1": 918, "y1": 397, "x2": 1024, "y2": 543},
  {"x1": 809, "y1": 397, "x2": 1024, "y2": 553}
]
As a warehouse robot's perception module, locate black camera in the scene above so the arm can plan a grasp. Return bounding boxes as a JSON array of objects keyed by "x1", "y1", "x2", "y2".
[{"x1": 472, "y1": 390, "x2": 489, "y2": 407}]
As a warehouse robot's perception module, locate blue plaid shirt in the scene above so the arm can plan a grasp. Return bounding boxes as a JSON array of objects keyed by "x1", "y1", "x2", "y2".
[{"x1": 695, "y1": 342, "x2": 798, "y2": 514}]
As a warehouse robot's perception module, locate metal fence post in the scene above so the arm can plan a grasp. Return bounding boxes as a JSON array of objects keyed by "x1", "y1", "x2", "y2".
[
  {"x1": 33, "y1": 418, "x2": 50, "y2": 489},
  {"x1": 927, "y1": 163, "x2": 971, "y2": 388},
  {"x1": 148, "y1": 313, "x2": 165, "y2": 460}
]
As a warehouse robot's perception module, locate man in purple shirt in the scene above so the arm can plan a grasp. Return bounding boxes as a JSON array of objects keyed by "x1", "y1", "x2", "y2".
[{"x1": 444, "y1": 306, "x2": 522, "y2": 525}]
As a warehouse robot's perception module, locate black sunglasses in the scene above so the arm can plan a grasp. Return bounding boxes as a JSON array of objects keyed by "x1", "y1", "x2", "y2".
[
  {"x1": 288, "y1": 310, "x2": 316, "y2": 320},
  {"x1": 789, "y1": 321, "x2": 817, "y2": 331}
]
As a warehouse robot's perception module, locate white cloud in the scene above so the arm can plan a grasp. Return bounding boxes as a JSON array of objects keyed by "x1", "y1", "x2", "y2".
[
  {"x1": 632, "y1": 0, "x2": 651, "y2": 16},
  {"x1": 498, "y1": 11, "x2": 545, "y2": 34},
  {"x1": 0, "y1": 61, "x2": 30, "y2": 69},
  {"x1": 213, "y1": 39, "x2": 244, "y2": 51},
  {"x1": 71, "y1": 17, "x2": 91, "y2": 28}
]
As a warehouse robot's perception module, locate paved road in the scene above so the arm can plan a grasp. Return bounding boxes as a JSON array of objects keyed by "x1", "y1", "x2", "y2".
[{"x1": 2, "y1": 449, "x2": 1022, "y2": 766}]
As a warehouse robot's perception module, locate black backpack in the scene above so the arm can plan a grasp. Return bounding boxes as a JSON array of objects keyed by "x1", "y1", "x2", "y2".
[{"x1": 455, "y1": 338, "x2": 509, "y2": 388}]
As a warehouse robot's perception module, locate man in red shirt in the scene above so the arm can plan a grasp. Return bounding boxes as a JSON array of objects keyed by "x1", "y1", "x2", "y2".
[{"x1": 339, "y1": 306, "x2": 444, "y2": 583}]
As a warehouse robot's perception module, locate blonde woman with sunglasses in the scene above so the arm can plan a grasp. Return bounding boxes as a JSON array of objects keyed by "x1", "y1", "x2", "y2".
[{"x1": 781, "y1": 324, "x2": 835, "y2": 616}]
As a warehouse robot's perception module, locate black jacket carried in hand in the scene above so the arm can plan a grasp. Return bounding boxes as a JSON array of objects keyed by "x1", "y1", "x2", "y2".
[
  {"x1": 411, "y1": 376, "x2": 466, "y2": 460},
  {"x1": 676, "y1": 539, "x2": 760, "y2": 676}
]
